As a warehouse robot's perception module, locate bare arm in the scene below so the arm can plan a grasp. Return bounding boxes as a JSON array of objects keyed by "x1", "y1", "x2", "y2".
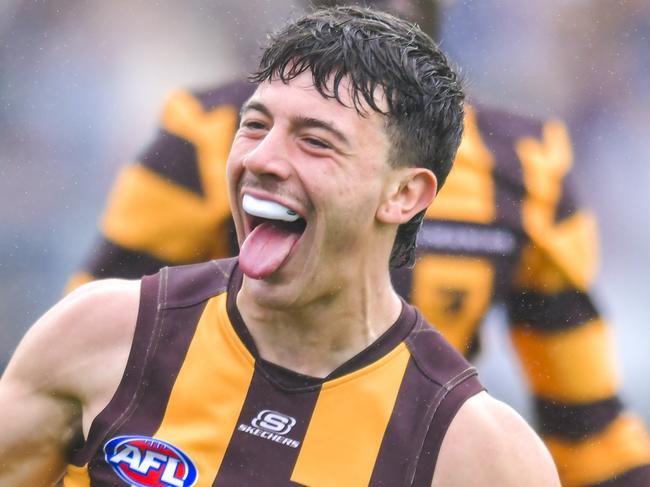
[
  {"x1": 432, "y1": 391, "x2": 560, "y2": 487},
  {"x1": 0, "y1": 375, "x2": 79, "y2": 484},
  {"x1": 0, "y1": 279, "x2": 139, "y2": 485}
]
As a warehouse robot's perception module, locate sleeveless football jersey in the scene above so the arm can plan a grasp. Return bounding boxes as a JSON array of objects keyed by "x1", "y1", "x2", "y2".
[{"x1": 64, "y1": 258, "x2": 483, "y2": 486}]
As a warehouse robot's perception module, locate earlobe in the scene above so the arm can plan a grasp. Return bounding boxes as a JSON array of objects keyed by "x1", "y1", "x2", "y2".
[{"x1": 377, "y1": 168, "x2": 437, "y2": 225}]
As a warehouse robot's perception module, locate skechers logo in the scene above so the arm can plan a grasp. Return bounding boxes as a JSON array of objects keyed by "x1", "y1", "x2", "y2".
[
  {"x1": 252, "y1": 409, "x2": 296, "y2": 434},
  {"x1": 238, "y1": 410, "x2": 300, "y2": 448},
  {"x1": 104, "y1": 435, "x2": 198, "y2": 487}
]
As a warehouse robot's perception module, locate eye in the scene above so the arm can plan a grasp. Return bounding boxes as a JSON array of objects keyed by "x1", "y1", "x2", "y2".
[
  {"x1": 241, "y1": 119, "x2": 267, "y2": 131},
  {"x1": 303, "y1": 136, "x2": 332, "y2": 150}
]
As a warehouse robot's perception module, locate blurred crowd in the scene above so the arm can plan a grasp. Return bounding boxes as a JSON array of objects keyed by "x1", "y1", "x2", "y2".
[{"x1": 1, "y1": 0, "x2": 649, "y2": 420}]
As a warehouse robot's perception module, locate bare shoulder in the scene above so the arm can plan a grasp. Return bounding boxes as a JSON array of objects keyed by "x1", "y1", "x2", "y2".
[
  {"x1": 432, "y1": 391, "x2": 560, "y2": 487},
  {"x1": 0, "y1": 279, "x2": 142, "y2": 483},
  {"x1": 3, "y1": 278, "x2": 141, "y2": 401}
]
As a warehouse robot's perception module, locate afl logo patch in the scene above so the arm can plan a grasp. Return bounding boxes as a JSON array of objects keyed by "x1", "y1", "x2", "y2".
[{"x1": 104, "y1": 435, "x2": 198, "y2": 487}]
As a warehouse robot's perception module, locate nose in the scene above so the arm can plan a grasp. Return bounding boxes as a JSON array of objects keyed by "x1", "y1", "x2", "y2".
[{"x1": 242, "y1": 126, "x2": 292, "y2": 181}]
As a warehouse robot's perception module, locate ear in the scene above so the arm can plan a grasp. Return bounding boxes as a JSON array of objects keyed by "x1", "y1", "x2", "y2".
[{"x1": 376, "y1": 167, "x2": 437, "y2": 225}]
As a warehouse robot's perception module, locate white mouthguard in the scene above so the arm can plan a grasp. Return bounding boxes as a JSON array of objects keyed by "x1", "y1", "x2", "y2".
[{"x1": 242, "y1": 194, "x2": 300, "y2": 222}]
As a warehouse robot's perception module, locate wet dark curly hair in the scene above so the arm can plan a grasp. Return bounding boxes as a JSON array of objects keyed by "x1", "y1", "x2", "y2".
[{"x1": 251, "y1": 6, "x2": 464, "y2": 268}]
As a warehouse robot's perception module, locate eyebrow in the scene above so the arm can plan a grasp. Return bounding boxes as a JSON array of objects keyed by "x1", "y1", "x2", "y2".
[
  {"x1": 240, "y1": 100, "x2": 271, "y2": 119},
  {"x1": 241, "y1": 100, "x2": 351, "y2": 147}
]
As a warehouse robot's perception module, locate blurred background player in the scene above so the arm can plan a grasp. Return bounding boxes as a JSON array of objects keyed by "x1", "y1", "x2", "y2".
[{"x1": 2, "y1": 1, "x2": 649, "y2": 486}]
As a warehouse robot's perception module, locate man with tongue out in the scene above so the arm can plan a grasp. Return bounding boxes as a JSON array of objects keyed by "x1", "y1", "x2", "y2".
[
  {"x1": 224, "y1": 6, "x2": 557, "y2": 485},
  {"x1": 0, "y1": 7, "x2": 559, "y2": 486}
]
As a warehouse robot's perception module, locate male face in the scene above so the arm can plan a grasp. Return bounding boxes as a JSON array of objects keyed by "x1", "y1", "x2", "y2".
[{"x1": 227, "y1": 71, "x2": 398, "y2": 308}]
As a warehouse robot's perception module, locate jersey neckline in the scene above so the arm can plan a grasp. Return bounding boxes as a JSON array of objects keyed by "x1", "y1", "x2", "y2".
[{"x1": 225, "y1": 262, "x2": 418, "y2": 389}]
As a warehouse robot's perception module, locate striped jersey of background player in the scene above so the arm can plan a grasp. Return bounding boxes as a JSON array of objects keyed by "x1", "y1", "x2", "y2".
[{"x1": 67, "y1": 1, "x2": 650, "y2": 486}]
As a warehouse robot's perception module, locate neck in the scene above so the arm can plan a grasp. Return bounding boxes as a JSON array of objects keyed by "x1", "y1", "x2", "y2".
[{"x1": 236, "y1": 271, "x2": 402, "y2": 378}]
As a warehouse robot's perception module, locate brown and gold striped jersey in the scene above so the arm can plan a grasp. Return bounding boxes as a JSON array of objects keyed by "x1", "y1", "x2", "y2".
[
  {"x1": 64, "y1": 258, "x2": 483, "y2": 486},
  {"x1": 68, "y1": 79, "x2": 650, "y2": 486}
]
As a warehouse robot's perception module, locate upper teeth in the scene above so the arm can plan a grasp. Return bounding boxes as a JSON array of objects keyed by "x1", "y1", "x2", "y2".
[{"x1": 242, "y1": 194, "x2": 300, "y2": 222}]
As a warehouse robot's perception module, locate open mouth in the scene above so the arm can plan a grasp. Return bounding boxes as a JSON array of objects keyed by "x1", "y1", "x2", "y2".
[{"x1": 238, "y1": 194, "x2": 307, "y2": 279}]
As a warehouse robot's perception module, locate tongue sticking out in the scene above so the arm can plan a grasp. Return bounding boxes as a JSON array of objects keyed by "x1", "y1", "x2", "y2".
[{"x1": 239, "y1": 222, "x2": 301, "y2": 279}]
